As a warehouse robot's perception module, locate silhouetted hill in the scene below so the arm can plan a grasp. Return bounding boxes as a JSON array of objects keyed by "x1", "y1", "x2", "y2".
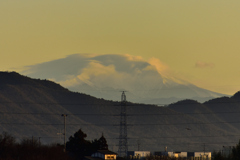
[
  {"x1": 0, "y1": 71, "x2": 114, "y2": 144},
  {"x1": 0, "y1": 72, "x2": 64, "y2": 90},
  {"x1": 232, "y1": 91, "x2": 240, "y2": 101},
  {"x1": 0, "y1": 71, "x2": 240, "y2": 153}
]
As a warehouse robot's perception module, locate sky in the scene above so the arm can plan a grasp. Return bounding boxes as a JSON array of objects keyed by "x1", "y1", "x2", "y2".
[{"x1": 1, "y1": 0, "x2": 240, "y2": 95}]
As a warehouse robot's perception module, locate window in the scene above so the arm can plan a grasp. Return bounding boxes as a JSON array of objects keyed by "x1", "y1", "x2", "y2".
[{"x1": 106, "y1": 155, "x2": 115, "y2": 160}]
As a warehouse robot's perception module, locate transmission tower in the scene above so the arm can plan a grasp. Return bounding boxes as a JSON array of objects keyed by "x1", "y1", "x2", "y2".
[{"x1": 118, "y1": 91, "x2": 128, "y2": 157}]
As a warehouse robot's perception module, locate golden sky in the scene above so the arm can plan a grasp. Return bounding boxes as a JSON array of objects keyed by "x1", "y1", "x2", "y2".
[{"x1": 1, "y1": 0, "x2": 240, "y2": 95}]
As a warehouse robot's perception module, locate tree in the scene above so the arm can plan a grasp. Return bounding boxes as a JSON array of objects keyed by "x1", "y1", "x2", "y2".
[
  {"x1": 20, "y1": 137, "x2": 40, "y2": 147},
  {"x1": 232, "y1": 140, "x2": 240, "y2": 160},
  {"x1": 91, "y1": 133, "x2": 108, "y2": 153},
  {"x1": 212, "y1": 151, "x2": 226, "y2": 160},
  {"x1": 98, "y1": 133, "x2": 108, "y2": 150},
  {"x1": 0, "y1": 132, "x2": 17, "y2": 159},
  {"x1": 66, "y1": 129, "x2": 110, "y2": 159},
  {"x1": 66, "y1": 129, "x2": 91, "y2": 159}
]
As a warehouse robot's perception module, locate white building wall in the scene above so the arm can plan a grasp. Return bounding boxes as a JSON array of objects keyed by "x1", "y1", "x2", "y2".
[
  {"x1": 194, "y1": 152, "x2": 211, "y2": 158},
  {"x1": 179, "y1": 152, "x2": 187, "y2": 157},
  {"x1": 134, "y1": 151, "x2": 150, "y2": 158},
  {"x1": 167, "y1": 152, "x2": 187, "y2": 158},
  {"x1": 167, "y1": 152, "x2": 174, "y2": 157}
]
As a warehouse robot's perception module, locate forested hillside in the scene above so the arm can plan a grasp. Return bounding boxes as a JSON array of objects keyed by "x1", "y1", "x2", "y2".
[{"x1": 0, "y1": 71, "x2": 240, "y2": 152}]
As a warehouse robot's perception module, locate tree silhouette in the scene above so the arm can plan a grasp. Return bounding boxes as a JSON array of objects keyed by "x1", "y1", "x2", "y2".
[
  {"x1": 212, "y1": 151, "x2": 225, "y2": 160},
  {"x1": 232, "y1": 140, "x2": 240, "y2": 160},
  {"x1": 66, "y1": 129, "x2": 91, "y2": 158},
  {"x1": 91, "y1": 133, "x2": 108, "y2": 153},
  {"x1": 66, "y1": 129, "x2": 110, "y2": 159},
  {"x1": 98, "y1": 133, "x2": 108, "y2": 150},
  {"x1": 0, "y1": 132, "x2": 17, "y2": 159}
]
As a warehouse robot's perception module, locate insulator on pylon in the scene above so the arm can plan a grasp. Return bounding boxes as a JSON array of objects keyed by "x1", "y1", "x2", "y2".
[{"x1": 121, "y1": 91, "x2": 126, "y2": 102}]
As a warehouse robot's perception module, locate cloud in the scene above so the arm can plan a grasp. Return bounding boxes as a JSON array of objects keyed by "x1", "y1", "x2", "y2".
[
  {"x1": 21, "y1": 53, "x2": 196, "y2": 101},
  {"x1": 19, "y1": 53, "x2": 225, "y2": 103},
  {"x1": 59, "y1": 61, "x2": 119, "y2": 88},
  {"x1": 195, "y1": 61, "x2": 215, "y2": 69},
  {"x1": 124, "y1": 54, "x2": 144, "y2": 62},
  {"x1": 22, "y1": 53, "x2": 169, "y2": 89},
  {"x1": 23, "y1": 53, "x2": 225, "y2": 102},
  {"x1": 147, "y1": 58, "x2": 169, "y2": 76},
  {"x1": 22, "y1": 54, "x2": 91, "y2": 81}
]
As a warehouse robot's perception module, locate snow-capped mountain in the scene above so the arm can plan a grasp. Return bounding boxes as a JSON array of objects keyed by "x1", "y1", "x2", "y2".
[{"x1": 22, "y1": 53, "x2": 227, "y2": 104}]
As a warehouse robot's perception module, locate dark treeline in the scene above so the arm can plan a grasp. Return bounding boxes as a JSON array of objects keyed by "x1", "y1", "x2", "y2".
[
  {"x1": 0, "y1": 129, "x2": 109, "y2": 160},
  {"x1": 2, "y1": 128, "x2": 240, "y2": 160},
  {"x1": 211, "y1": 140, "x2": 240, "y2": 160},
  {"x1": 0, "y1": 132, "x2": 71, "y2": 160}
]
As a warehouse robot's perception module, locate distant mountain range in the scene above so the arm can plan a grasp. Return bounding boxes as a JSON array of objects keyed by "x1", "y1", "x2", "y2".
[
  {"x1": 0, "y1": 71, "x2": 240, "y2": 153},
  {"x1": 66, "y1": 78, "x2": 226, "y2": 105},
  {"x1": 22, "y1": 54, "x2": 227, "y2": 104}
]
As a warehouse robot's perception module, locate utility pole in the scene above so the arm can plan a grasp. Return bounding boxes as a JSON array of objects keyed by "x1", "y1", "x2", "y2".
[
  {"x1": 62, "y1": 114, "x2": 67, "y2": 152},
  {"x1": 38, "y1": 137, "x2": 41, "y2": 147},
  {"x1": 118, "y1": 91, "x2": 128, "y2": 158},
  {"x1": 203, "y1": 143, "x2": 205, "y2": 156},
  {"x1": 137, "y1": 139, "x2": 141, "y2": 151},
  {"x1": 32, "y1": 136, "x2": 34, "y2": 146}
]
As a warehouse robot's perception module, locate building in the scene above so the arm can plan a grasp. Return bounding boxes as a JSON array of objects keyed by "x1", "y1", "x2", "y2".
[
  {"x1": 188, "y1": 152, "x2": 211, "y2": 159},
  {"x1": 154, "y1": 151, "x2": 211, "y2": 159},
  {"x1": 168, "y1": 152, "x2": 188, "y2": 158},
  {"x1": 85, "y1": 150, "x2": 117, "y2": 160},
  {"x1": 154, "y1": 151, "x2": 168, "y2": 157},
  {"x1": 127, "y1": 151, "x2": 151, "y2": 159}
]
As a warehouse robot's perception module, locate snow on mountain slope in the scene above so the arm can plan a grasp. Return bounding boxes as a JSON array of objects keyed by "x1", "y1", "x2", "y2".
[{"x1": 22, "y1": 54, "x2": 227, "y2": 104}]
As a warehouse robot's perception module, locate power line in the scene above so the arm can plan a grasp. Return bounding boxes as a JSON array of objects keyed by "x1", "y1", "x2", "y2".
[
  {"x1": 11, "y1": 136, "x2": 240, "y2": 145},
  {"x1": 0, "y1": 102, "x2": 117, "y2": 106},
  {"x1": 1, "y1": 111, "x2": 240, "y2": 116},
  {"x1": 127, "y1": 121, "x2": 240, "y2": 126},
  {"x1": 0, "y1": 100, "x2": 240, "y2": 106},
  {"x1": 1, "y1": 120, "x2": 240, "y2": 126},
  {"x1": 15, "y1": 135, "x2": 239, "y2": 141},
  {"x1": 71, "y1": 85, "x2": 240, "y2": 92},
  {"x1": 118, "y1": 134, "x2": 240, "y2": 139},
  {"x1": 108, "y1": 142, "x2": 239, "y2": 146}
]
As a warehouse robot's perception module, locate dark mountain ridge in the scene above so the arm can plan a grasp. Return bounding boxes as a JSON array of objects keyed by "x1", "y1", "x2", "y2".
[{"x1": 0, "y1": 71, "x2": 240, "y2": 153}]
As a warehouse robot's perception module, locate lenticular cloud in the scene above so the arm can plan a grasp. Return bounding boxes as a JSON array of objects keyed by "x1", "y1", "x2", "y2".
[
  {"x1": 22, "y1": 53, "x2": 224, "y2": 104},
  {"x1": 24, "y1": 53, "x2": 166, "y2": 90}
]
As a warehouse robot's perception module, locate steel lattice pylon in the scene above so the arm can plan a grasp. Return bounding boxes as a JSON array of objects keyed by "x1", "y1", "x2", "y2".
[{"x1": 118, "y1": 91, "x2": 128, "y2": 157}]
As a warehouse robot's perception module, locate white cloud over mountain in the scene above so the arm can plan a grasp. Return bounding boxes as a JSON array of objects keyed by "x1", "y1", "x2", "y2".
[
  {"x1": 195, "y1": 61, "x2": 215, "y2": 69},
  {"x1": 22, "y1": 54, "x2": 226, "y2": 104}
]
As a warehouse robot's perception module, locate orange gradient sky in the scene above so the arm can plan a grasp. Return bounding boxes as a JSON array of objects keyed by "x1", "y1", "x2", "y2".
[{"x1": 0, "y1": 0, "x2": 240, "y2": 95}]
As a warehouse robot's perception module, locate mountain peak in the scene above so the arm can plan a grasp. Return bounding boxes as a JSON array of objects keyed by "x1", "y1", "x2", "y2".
[
  {"x1": 20, "y1": 54, "x2": 227, "y2": 104},
  {"x1": 0, "y1": 71, "x2": 68, "y2": 92},
  {"x1": 232, "y1": 91, "x2": 240, "y2": 101},
  {"x1": 0, "y1": 71, "x2": 28, "y2": 85},
  {"x1": 168, "y1": 99, "x2": 201, "y2": 107}
]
